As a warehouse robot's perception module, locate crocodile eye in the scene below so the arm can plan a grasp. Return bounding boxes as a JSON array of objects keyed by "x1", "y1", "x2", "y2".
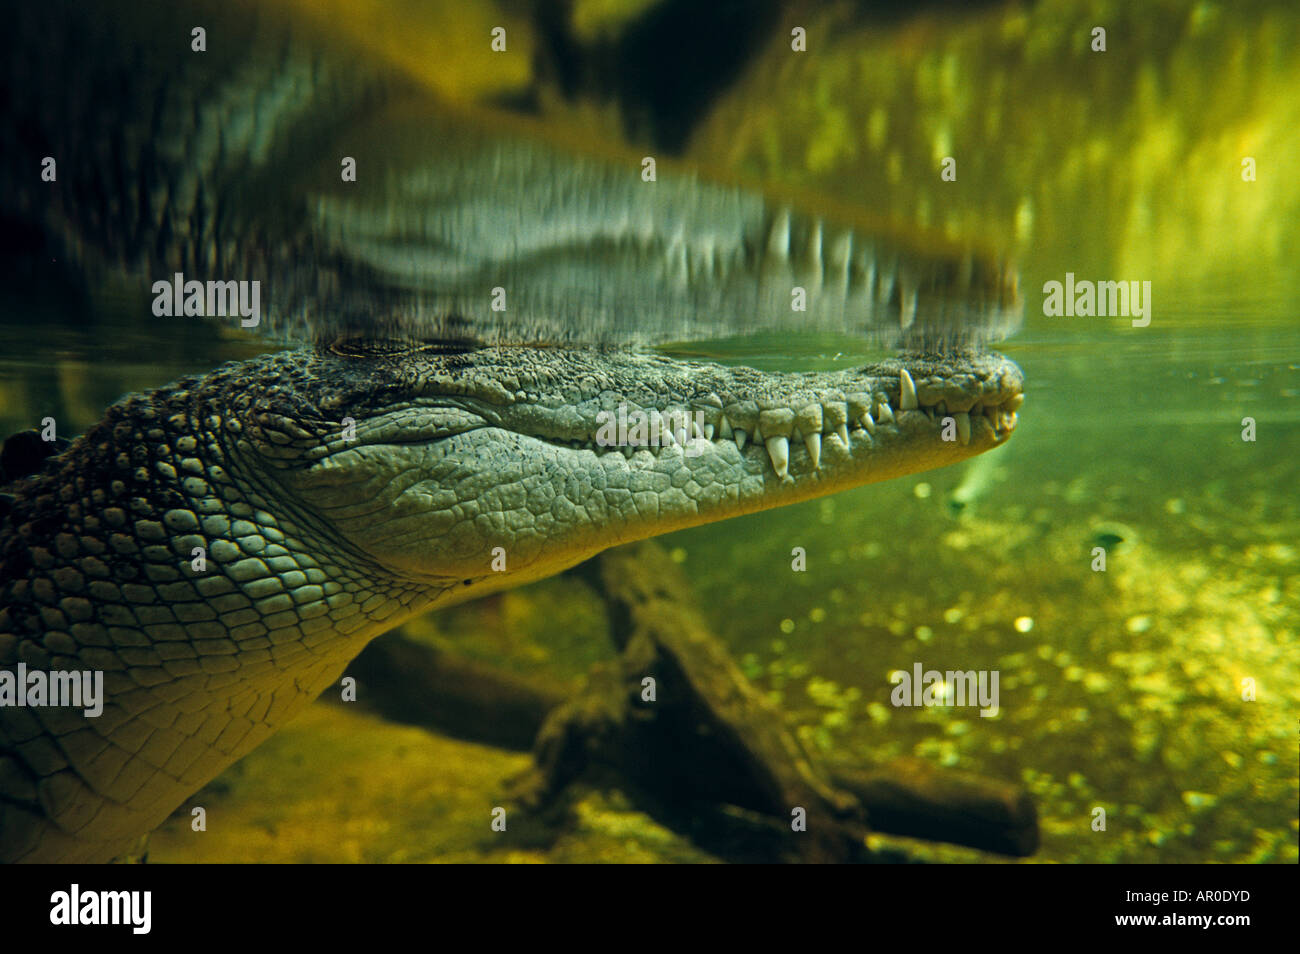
[
  {"x1": 328, "y1": 335, "x2": 479, "y2": 358},
  {"x1": 328, "y1": 336, "x2": 424, "y2": 358}
]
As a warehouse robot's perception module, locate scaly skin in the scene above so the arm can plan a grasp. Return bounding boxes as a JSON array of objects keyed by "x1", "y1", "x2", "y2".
[{"x1": 0, "y1": 342, "x2": 1022, "y2": 862}]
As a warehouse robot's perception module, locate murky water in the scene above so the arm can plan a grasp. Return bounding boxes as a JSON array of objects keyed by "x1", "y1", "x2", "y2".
[
  {"x1": 2, "y1": 0, "x2": 1296, "y2": 863},
  {"x1": 670, "y1": 316, "x2": 1299, "y2": 863}
]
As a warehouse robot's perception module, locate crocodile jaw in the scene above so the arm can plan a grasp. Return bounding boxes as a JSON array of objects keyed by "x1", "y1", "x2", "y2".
[{"x1": 281, "y1": 348, "x2": 1023, "y2": 601}]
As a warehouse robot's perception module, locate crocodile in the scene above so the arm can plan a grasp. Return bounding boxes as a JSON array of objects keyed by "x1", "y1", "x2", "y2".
[
  {"x1": 1, "y1": 0, "x2": 1028, "y2": 862},
  {"x1": 0, "y1": 342, "x2": 1022, "y2": 862}
]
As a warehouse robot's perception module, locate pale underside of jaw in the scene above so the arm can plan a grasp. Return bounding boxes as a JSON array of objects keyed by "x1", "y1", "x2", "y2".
[{"x1": 530, "y1": 368, "x2": 1024, "y2": 481}]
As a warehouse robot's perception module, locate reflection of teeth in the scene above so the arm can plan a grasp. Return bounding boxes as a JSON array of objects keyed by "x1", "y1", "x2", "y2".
[
  {"x1": 900, "y1": 281, "x2": 917, "y2": 330},
  {"x1": 900, "y1": 370, "x2": 918, "y2": 410},
  {"x1": 767, "y1": 208, "x2": 792, "y2": 260},
  {"x1": 766, "y1": 436, "x2": 790, "y2": 479}
]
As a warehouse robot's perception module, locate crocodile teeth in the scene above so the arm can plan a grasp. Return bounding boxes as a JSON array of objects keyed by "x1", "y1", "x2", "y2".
[
  {"x1": 837, "y1": 424, "x2": 851, "y2": 448},
  {"x1": 861, "y1": 411, "x2": 876, "y2": 435},
  {"x1": 758, "y1": 408, "x2": 794, "y2": 439},
  {"x1": 734, "y1": 429, "x2": 748, "y2": 450},
  {"x1": 717, "y1": 415, "x2": 733, "y2": 439},
  {"x1": 703, "y1": 423, "x2": 714, "y2": 440},
  {"x1": 766, "y1": 436, "x2": 790, "y2": 479},
  {"x1": 876, "y1": 402, "x2": 894, "y2": 424},
  {"x1": 795, "y1": 403, "x2": 823, "y2": 439},
  {"x1": 1007, "y1": 393, "x2": 1025, "y2": 411},
  {"x1": 804, "y1": 431, "x2": 821, "y2": 469},
  {"x1": 899, "y1": 370, "x2": 919, "y2": 410},
  {"x1": 954, "y1": 411, "x2": 971, "y2": 446}
]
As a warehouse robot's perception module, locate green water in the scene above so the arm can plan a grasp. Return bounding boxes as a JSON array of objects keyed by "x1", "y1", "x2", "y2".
[{"x1": 671, "y1": 318, "x2": 1299, "y2": 863}]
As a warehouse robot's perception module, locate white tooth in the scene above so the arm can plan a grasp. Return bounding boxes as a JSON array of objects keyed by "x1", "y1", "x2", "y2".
[
  {"x1": 861, "y1": 411, "x2": 876, "y2": 435},
  {"x1": 794, "y1": 405, "x2": 822, "y2": 449},
  {"x1": 704, "y1": 423, "x2": 715, "y2": 440},
  {"x1": 846, "y1": 393, "x2": 871, "y2": 424},
  {"x1": 821, "y1": 402, "x2": 850, "y2": 449},
  {"x1": 735, "y1": 429, "x2": 748, "y2": 450},
  {"x1": 766, "y1": 436, "x2": 790, "y2": 479},
  {"x1": 876, "y1": 402, "x2": 894, "y2": 424},
  {"x1": 804, "y1": 431, "x2": 821, "y2": 469},
  {"x1": 718, "y1": 415, "x2": 733, "y2": 439},
  {"x1": 1008, "y1": 393, "x2": 1025, "y2": 411},
  {"x1": 955, "y1": 411, "x2": 971, "y2": 446},
  {"x1": 690, "y1": 419, "x2": 704, "y2": 439},
  {"x1": 900, "y1": 370, "x2": 918, "y2": 410}
]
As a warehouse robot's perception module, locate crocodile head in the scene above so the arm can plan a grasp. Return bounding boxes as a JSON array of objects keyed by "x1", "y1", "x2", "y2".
[{"x1": 223, "y1": 342, "x2": 1024, "y2": 606}]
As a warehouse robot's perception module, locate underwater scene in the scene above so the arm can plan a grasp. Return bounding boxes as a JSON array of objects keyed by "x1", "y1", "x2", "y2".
[{"x1": 1, "y1": 0, "x2": 1296, "y2": 869}]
